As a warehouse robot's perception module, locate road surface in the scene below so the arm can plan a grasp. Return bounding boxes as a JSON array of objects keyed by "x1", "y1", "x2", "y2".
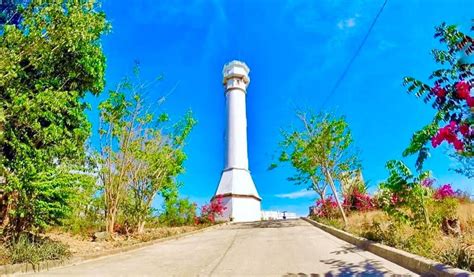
[{"x1": 26, "y1": 219, "x2": 416, "y2": 276}]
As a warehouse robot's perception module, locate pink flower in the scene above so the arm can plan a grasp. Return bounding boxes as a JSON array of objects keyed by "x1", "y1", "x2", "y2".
[
  {"x1": 422, "y1": 178, "x2": 434, "y2": 187},
  {"x1": 434, "y1": 184, "x2": 455, "y2": 200}
]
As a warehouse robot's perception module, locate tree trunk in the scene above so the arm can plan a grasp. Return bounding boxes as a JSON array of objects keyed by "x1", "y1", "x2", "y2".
[
  {"x1": 137, "y1": 220, "x2": 146, "y2": 234},
  {"x1": 324, "y1": 168, "x2": 348, "y2": 227},
  {"x1": 106, "y1": 206, "x2": 117, "y2": 234}
]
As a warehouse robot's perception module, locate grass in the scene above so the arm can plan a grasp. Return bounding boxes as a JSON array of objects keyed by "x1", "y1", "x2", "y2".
[
  {"x1": 2, "y1": 234, "x2": 71, "y2": 266},
  {"x1": 312, "y1": 203, "x2": 474, "y2": 272}
]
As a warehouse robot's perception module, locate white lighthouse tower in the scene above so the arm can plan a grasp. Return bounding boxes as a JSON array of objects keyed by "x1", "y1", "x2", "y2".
[{"x1": 214, "y1": 60, "x2": 261, "y2": 222}]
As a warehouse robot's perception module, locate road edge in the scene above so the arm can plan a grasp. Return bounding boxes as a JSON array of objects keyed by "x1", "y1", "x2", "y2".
[
  {"x1": 1, "y1": 223, "x2": 229, "y2": 276},
  {"x1": 302, "y1": 217, "x2": 471, "y2": 276}
]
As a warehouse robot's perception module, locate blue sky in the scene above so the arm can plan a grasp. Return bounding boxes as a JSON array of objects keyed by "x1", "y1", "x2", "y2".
[{"x1": 89, "y1": 0, "x2": 473, "y2": 216}]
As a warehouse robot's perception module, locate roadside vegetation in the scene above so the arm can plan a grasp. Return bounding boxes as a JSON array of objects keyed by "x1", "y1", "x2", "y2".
[
  {"x1": 274, "y1": 22, "x2": 473, "y2": 272},
  {"x1": 0, "y1": 1, "x2": 225, "y2": 267}
]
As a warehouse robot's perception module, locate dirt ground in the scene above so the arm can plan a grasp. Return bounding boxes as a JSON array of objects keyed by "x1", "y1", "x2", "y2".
[{"x1": 46, "y1": 225, "x2": 204, "y2": 257}]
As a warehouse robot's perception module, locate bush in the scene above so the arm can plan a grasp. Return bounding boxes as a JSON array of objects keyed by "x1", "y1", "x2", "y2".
[
  {"x1": 440, "y1": 242, "x2": 474, "y2": 272},
  {"x1": 434, "y1": 184, "x2": 456, "y2": 200},
  {"x1": 361, "y1": 220, "x2": 436, "y2": 258},
  {"x1": 312, "y1": 197, "x2": 339, "y2": 219},
  {"x1": 7, "y1": 234, "x2": 71, "y2": 265},
  {"x1": 198, "y1": 195, "x2": 226, "y2": 224},
  {"x1": 343, "y1": 188, "x2": 375, "y2": 212},
  {"x1": 160, "y1": 188, "x2": 197, "y2": 227},
  {"x1": 62, "y1": 196, "x2": 104, "y2": 237}
]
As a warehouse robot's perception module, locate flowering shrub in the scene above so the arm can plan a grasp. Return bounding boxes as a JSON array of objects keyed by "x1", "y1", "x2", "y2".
[
  {"x1": 434, "y1": 184, "x2": 456, "y2": 200},
  {"x1": 431, "y1": 121, "x2": 471, "y2": 152},
  {"x1": 402, "y1": 23, "x2": 473, "y2": 172},
  {"x1": 198, "y1": 195, "x2": 227, "y2": 224},
  {"x1": 313, "y1": 197, "x2": 339, "y2": 218},
  {"x1": 343, "y1": 188, "x2": 375, "y2": 212}
]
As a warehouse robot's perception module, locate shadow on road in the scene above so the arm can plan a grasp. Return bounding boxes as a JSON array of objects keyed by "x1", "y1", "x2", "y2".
[
  {"x1": 329, "y1": 245, "x2": 364, "y2": 255},
  {"x1": 318, "y1": 258, "x2": 396, "y2": 276},
  {"x1": 283, "y1": 258, "x2": 396, "y2": 277},
  {"x1": 228, "y1": 219, "x2": 303, "y2": 229}
]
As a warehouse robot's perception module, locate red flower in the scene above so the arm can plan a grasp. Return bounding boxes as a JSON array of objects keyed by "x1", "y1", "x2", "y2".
[
  {"x1": 455, "y1": 81, "x2": 471, "y2": 100},
  {"x1": 467, "y1": 97, "x2": 474, "y2": 108},
  {"x1": 453, "y1": 139, "x2": 464, "y2": 151},
  {"x1": 432, "y1": 85, "x2": 446, "y2": 98},
  {"x1": 459, "y1": 124, "x2": 470, "y2": 137}
]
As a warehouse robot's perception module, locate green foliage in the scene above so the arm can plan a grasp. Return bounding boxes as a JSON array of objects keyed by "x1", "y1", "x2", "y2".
[
  {"x1": 274, "y1": 111, "x2": 360, "y2": 224},
  {"x1": 159, "y1": 185, "x2": 196, "y2": 227},
  {"x1": 362, "y1": 220, "x2": 436, "y2": 258},
  {"x1": 13, "y1": 166, "x2": 98, "y2": 232},
  {"x1": 61, "y1": 178, "x2": 105, "y2": 236},
  {"x1": 430, "y1": 197, "x2": 459, "y2": 227},
  {"x1": 378, "y1": 160, "x2": 461, "y2": 230},
  {"x1": 274, "y1": 111, "x2": 360, "y2": 195},
  {"x1": 7, "y1": 234, "x2": 71, "y2": 265},
  {"x1": 378, "y1": 160, "x2": 433, "y2": 227},
  {"x1": 402, "y1": 22, "x2": 473, "y2": 171},
  {"x1": 98, "y1": 71, "x2": 196, "y2": 233},
  {"x1": 0, "y1": 0, "x2": 108, "y2": 234}
]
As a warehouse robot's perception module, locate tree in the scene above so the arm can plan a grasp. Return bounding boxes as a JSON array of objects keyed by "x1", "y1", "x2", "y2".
[
  {"x1": 402, "y1": 22, "x2": 473, "y2": 173},
  {"x1": 0, "y1": 0, "x2": 108, "y2": 234},
  {"x1": 159, "y1": 184, "x2": 196, "y2": 227},
  {"x1": 274, "y1": 111, "x2": 360, "y2": 226},
  {"x1": 98, "y1": 72, "x2": 196, "y2": 234}
]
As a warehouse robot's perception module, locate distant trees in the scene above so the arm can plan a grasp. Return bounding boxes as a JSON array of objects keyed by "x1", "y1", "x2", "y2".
[
  {"x1": 273, "y1": 111, "x2": 360, "y2": 226},
  {"x1": 0, "y1": 0, "x2": 108, "y2": 235}
]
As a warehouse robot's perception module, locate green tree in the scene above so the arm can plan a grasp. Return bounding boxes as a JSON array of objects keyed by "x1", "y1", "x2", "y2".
[
  {"x1": 98, "y1": 72, "x2": 196, "y2": 234},
  {"x1": 402, "y1": 22, "x2": 473, "y2": 173},
  {"x1": 0, "y1": 0, "x2": 108, "y2": 234},
  {"x1": 159, "y1": 184, "x2": 196, "y2": 227},
  {"x1": 274, "y1": 111, "x2": 360, "y2": 226}
]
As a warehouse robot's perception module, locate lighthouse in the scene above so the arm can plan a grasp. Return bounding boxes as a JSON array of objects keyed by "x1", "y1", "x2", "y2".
[{"x1": 214, "y1": 60, "x2": 261, "y2": 222}]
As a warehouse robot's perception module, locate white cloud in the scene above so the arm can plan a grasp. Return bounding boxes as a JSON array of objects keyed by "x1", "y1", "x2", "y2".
[
  {"x1": 275, "y1": 189, "x2": 316, "y2": 199},
  {"x1": 337, "y1": 17, "x2": 357, "y2": 29}
]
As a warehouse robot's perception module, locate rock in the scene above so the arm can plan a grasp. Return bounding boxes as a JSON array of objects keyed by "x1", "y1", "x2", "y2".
[{"x1": 93, "y1": 231, "x2": 109, "y2": 242}]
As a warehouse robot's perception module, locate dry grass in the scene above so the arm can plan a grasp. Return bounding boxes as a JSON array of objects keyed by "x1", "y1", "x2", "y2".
[
  {"x1": 315, "y1": 203, "x2": 474, "y2": 271},
  {"x1": 46, "y1": 225, "x2": 204, "y2": 257}
]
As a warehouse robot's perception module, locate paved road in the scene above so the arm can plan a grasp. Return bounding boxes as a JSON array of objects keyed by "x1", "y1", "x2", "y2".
[{"x1": 26, "y1": 219, "x2": 416, "y2": 276}]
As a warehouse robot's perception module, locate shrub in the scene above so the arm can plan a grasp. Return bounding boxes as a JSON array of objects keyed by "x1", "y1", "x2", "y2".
[
  {"x1": 312, "y1": 197, "x2": 339, "y2": 219},
  {"x1": 198, "y1": 195, "x2": 226, "y2": 224},
  {"x1": 434, "y1": 184, "x2": 456, "y2": 200},
  {"x1": 160, "y1": 186, "x2": 197, "y2": 227},
  {"x1": 160, "y1": 198, "x2": 197, "y2": 227},
  {"x1": 430, "y1": 197, "x2": 459, "y2": 227},
  {"x1": 440, "y1": 242, "x2": 474, "y2": 272},
  {"x1": 361, "y1": 220, "x2": 436, "y2": 258},
  {"x1": 343, "y1": 188, "x2": 375, "y2": 212},
  {"x1": 7, "y1": 234, "x2": 71, "y2": 265}
]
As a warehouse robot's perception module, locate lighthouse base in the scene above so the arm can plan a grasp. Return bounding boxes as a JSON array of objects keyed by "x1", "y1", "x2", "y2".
[
  {"x1": 214, "y1": 168, "x2": 261, "y2": 222},
  {"x1": 216, "y1": 195, "x2": 261, "y2": 222}
]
